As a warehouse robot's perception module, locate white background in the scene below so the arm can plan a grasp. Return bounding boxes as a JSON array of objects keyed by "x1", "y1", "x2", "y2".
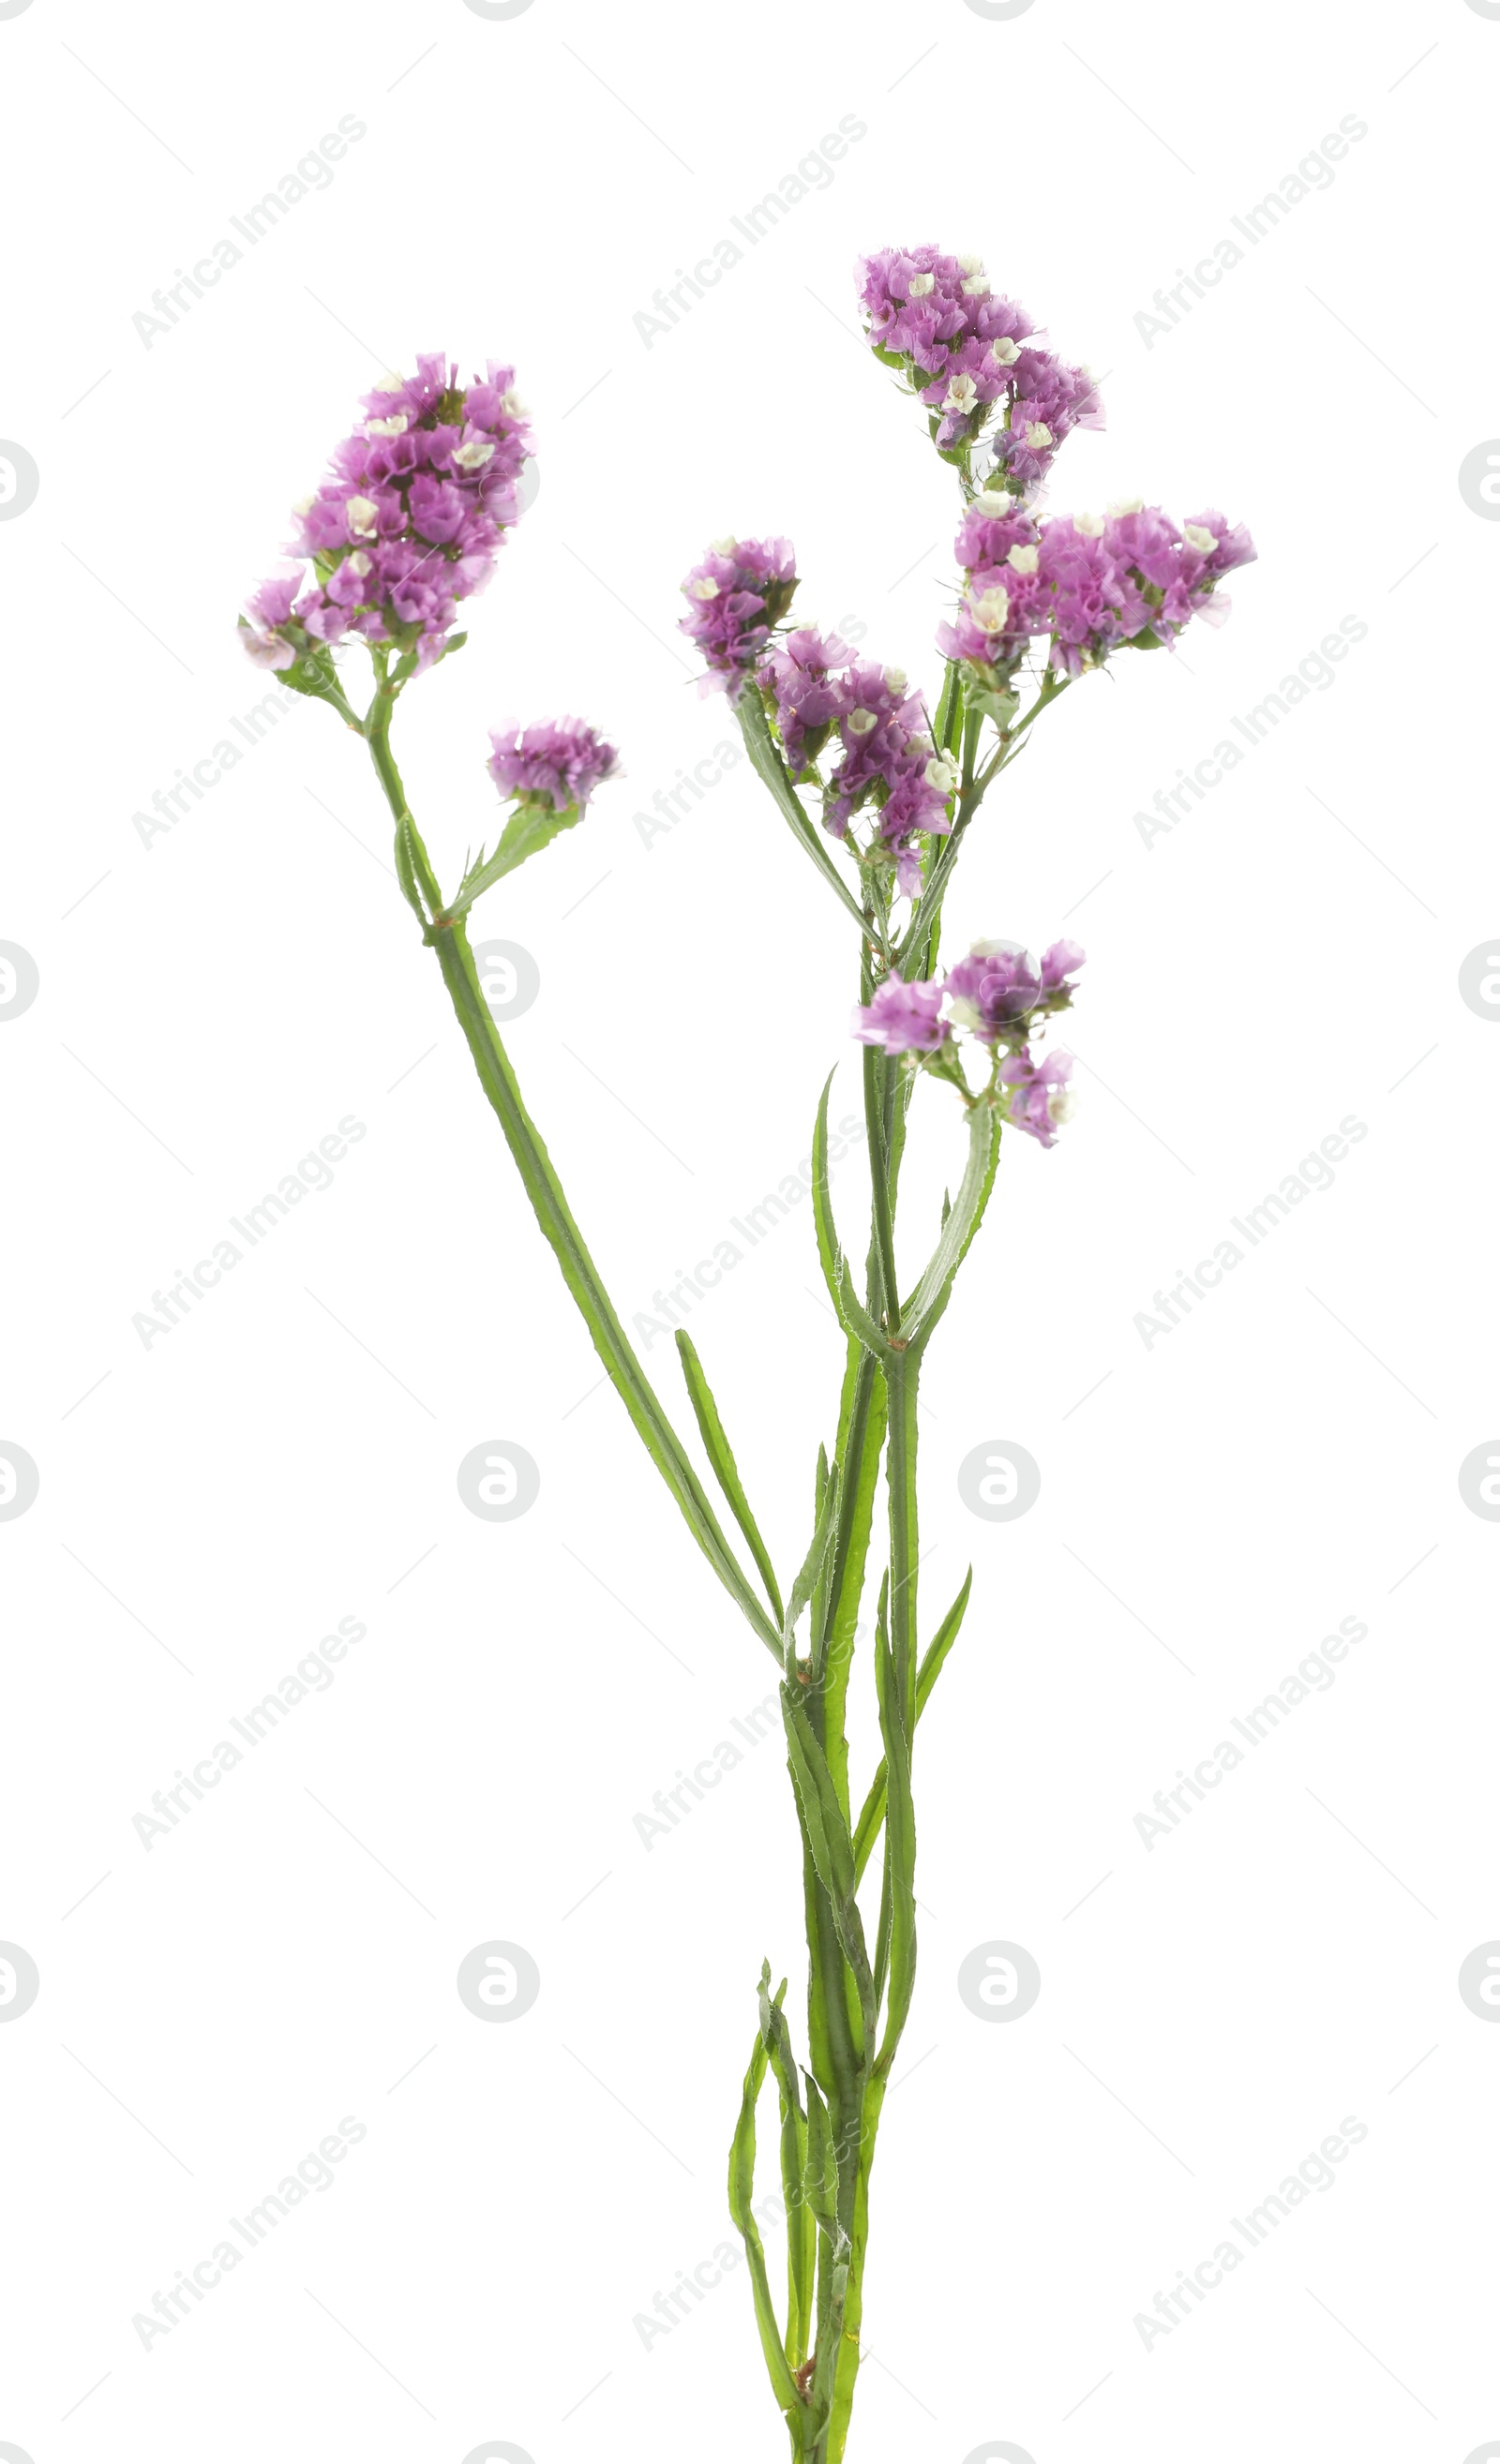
[{"x1": 2, "y1": 1, "x2": 1497, "y2": 2458}]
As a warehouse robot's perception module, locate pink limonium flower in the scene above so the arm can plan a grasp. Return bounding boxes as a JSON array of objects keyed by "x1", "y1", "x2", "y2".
[
  {"x1": 240, "y1": 354, "x2": 533, "y2": 674},
  {"x1": 758, "y1": 631, "x2": 955, "y2": 900},
  {"x1": 998, "y1": 1048, "x2": 1076, "y2": 1147},
  {"x1": 679, "y1": 536, "x2": 798, "y2": 699},
  {"x1": 488, "y1": 720, "x2": 621, "y2": 817},
  {"x1": 851, "y1": 972, "x2": 950, "y2": 1056},
  {"x1": 938, "y1": 497, "x2": 1256, "y2": 681},
  {"x1": 856, "y1": 246, "x2": 1102, "y2": 476},
  {"x1": 944, "y1": 938, "x2": 1086, "y2": 1045}
]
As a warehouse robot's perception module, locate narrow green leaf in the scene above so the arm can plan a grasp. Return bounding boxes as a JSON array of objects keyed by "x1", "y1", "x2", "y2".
[
  {"x1": 757, "y1": 1963, "x2": 813, "y2": 2367},
  {"x1": 785, "y1": 1455, "x2": 841, "y2": 1659},
  {"x1": 736, "y1": 687, "x2": 874, "y2": 938},
  {"x1": 441, "y1": 796, "x2": 585, "y2": 922},
  {"x1": 811, "y1": 1072, "x2": 887, "y2": 1358},
  {"x1": 815, "y1": 1345, "x2": 887, "y2": 1822},
  {"x1": 874, "y1": 1587, "x2": 918, "y2": 2070},
  {"x1": 783, "y1": 1693, "x2": 875, "y2": 2051},
  {"x1": 852, "y1": 1567, "x2": 973, "y2": 1884},
  {"x1": 902, "y1": 1097, "x2": 1002, "y2": 1351},
  {"x1": 675, "y1": 1331, "x2": 784, "y2": 1625},
  {"x1": 802, "y1": 2072, "x2": 840, "y2": 2241},
  {"x1": 728, "y1": 1980, "x2": 804, "y2": 2419}
]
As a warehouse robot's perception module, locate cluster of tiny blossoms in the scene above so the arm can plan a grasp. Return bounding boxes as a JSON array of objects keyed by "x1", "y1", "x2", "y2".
[
  {"x1": 242, "y1": 354, "x2": 532, "y2": 675},
  {"x1": 678, "y1": 546, "x2": 955, "y2": 900},
  {"x1": 678, "y1": 537, "x2": 798, "y2": 699},
  {"x1": 857, "y1": 246, "x2": 1102, "y2": 484},
  {"x1": 487, "y1": 720, "x2": 620, "y2": 818},
  {"x1": 760, "y1": 629, "x2": 955, "y2": 896},
  {"x1": 938, "y1": 493, "x2": 1256, "y2": 681},
  {"x1": 853, "y1": 940, "x2": 1085, "y2": 1147}
]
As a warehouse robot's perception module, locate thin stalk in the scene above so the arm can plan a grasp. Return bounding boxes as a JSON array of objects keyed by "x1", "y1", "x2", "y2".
[
  {"x1": 862, "y1": 1045, "x2": 901, "y2": 1337},
  {"x1": 884, "y1": 1349, "x2": 920, "y2": 1734},
  {"x1": 361, "y1": 710, "x2": 784, "y2": 1662}
]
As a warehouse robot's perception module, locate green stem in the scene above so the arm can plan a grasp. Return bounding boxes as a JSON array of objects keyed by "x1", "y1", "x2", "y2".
[
  {"x1": 862, "y1": 1045, "x2": 901, "y2": 1337},
  {"x1": 883, "y1": 1350, "x2": 920, "y2": 1732},
  {"x1": 361, "y1": 715, "x2": 783, "y2": 1662}
]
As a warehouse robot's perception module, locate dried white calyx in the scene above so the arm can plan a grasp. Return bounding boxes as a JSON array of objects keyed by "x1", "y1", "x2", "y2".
[{"x1": 970, "y1": 586, "x2": 1012, "y2": 634}]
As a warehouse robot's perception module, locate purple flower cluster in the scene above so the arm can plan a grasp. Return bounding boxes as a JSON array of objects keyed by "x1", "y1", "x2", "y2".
[
  {"x1": 938, "y1": 494, "x2": 1255, "y2": 679},
  {"x1": 488, "y1": 720, "x2": 621, "y2": 818},
  {"x1": 856, "y1": 246, "x2": 1102, "y2": 482},
  {"x1": 678, "y1": 537, "x2": 798, "y2": 699},
  {"x1": 242, "y1": 354, "x2": 533, "y2": 674},
  {"x1": 852, "y1": 939, "x2": 1085, "y2": 1144},
  {"x1": 759, "y1": 630, "x2": 956, "y2": 897}
]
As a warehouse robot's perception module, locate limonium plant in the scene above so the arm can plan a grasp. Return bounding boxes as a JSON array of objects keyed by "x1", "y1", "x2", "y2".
[{"x1": 242, "y1": 243, "x2": 1254, "y2": 2464}]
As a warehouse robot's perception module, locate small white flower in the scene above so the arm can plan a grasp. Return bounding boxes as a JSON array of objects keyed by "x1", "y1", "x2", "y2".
[
  {"x1": 688, "y1": 575, "x2": 719, "y2": 600},
  {"x1": 971, "y1": 488, "x2": 1012, "y2": 518},
  {"x1": 956, "y1": 253, "x2": 985, "y2": 276},
  {"x1": 501, "y1": 388, "x2": 528, "y2": 418},
  {"x1": 1047, "y1": 1086, "x2": 1077, "y2": 1125},
  {"x1": 1073, "y1": 511, "x2": 1105, "y2": 537},
  {"x1": 709, "y1": 533, "x2": 738, "y2": 554},
  {"x1": 989, "y1": 336, "x2": 1021, "y2": 366},
  {"x1": 1107, "y1": 494, "x2": 1144, "y2": 516},
  {"x1": 948, "y1": 995, "x2": 981, "y2": 1030},
  {"x1": 366, "y1": 414, "x2": 408, "y2": 438},
  {"x1": 1025, "y1": 421, "x2": 1053, "y2": 450},
  {"x1": 961, "y1": 274, "x2": 991, "y2": 297},
  {"x1": 1007, "y1": 544, "x2": 1040, "y2": 575},
  {"x1": 1183, "y1": 521, "x2": 1217, "y2": 554},
  {"x1": 970, "y1": 585, "x2": 1012, "y2": 635},
  {"x1": 451, "y1": 437, "x2": 495, "y2": 470},
  {"x1": 883, "y1": 665, "x2": 908, "y2": 693},
  {"x1": 378, "y1": 369, "x2": 404, "y2": 391},
  {"x1": 347, "y1": 550, "x2": 372, "y2": 577},
  {"x1": 346, "y1": 496, "x2": 379, "y2": 539},
  {"x1": 846, "y1": 708, "x2": 878, "y2": 737},
  {"x1": 924, "y1": 754, "x2": 959, "y2": 794},
  {"x1": 291, "y1": 493, "x2": 315, "y2": 517},
  {"x1": 944, "y1": 373, "x2": 980, "y2": 413},
  {"x1": 908, "y1": 272, "x2": 936, "y2": 297}
]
